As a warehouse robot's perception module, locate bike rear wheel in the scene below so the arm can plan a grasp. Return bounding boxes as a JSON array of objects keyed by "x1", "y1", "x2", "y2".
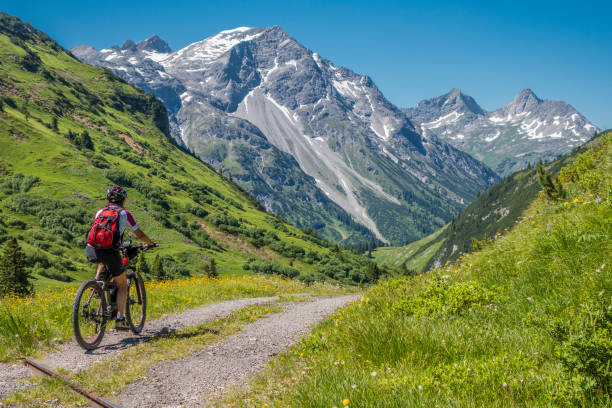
[
  {"x1": 72, "y1": 280, "x2": 107, "y2": 350},
  {"x1": 126, "y1": 272, "x2": 146, "y2": 334}
]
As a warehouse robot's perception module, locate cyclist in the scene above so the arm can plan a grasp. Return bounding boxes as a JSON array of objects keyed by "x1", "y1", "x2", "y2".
[{"x1": 85, "y1": 186, "x2": 156, "y2": 330}]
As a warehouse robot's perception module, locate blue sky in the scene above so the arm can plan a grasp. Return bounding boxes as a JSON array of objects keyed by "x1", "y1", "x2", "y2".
[{"x1": 2, "y1": 0, "x2": 610, "y2": 128}]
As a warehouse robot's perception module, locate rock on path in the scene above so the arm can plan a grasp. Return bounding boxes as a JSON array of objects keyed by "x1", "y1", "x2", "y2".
[
  {"x1": 0, "y1": 297, "x2": 277, "y2": 399},
  {"x1": 119, "y1": 295, "x2": 359, "y2": 407}
]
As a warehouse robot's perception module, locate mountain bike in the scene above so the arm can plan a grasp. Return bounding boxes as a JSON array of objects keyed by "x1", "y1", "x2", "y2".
[{"x1": 72, "y1": 244, "x2": 154, "y2": 350}]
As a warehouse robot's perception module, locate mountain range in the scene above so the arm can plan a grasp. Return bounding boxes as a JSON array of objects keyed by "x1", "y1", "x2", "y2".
[
  {"x1": 403, "y1": 88, "x2": 598, "y2": 176},
  {"x1": 72, "y1": 27, "x2": 499, "y2": 245}
]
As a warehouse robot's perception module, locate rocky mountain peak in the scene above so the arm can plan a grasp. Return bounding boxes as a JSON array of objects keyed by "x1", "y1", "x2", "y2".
[
  {"x1": 505, "y1": 88, "x2": 542, "y2": 113},
  {"x1": 120, "y1": 39, "x2": 137, "y2": 51},
  {"x1": 443, "y1": 88, "x2": 485, "y2": 115},
  {"x1": 137, "y1": 34, "x2": 171, "y2": 53},
  {"x1": 403, "y1": 88, "x2": 484, "y2": 123}
]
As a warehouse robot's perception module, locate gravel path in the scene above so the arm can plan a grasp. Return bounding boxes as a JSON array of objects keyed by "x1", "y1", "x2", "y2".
[
  {"x1": 118, "y1": 295, "x2": 359, "y2": 408},
  {"x1": 0, "y1": 363, "x2": 32, "y2": 398},
  {"x1": 0, "y1": 296, "x2": 276, "y2": 399}
]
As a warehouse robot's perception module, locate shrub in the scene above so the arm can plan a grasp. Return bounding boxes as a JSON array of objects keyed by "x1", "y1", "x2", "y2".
[
  {"x1": 37, "y1": 269, "x2": 74, "y2": 282},
  {"x1": 65, "y1": 130, "x2": 94, "y2": 150},
  {"x1": 537, "y1": 162, "x2": 566, "y2": 201},
  {"x1": 206, "y1": 213, "x2": 240, "y2": 229},
  {"x1": 0, "y1": 173, "x2": 39, "y2": 194},
  {"x1": 203, "y1": 258, "x2": 217, "y2": 278},
  {"x1": 6, "y1": 218, "x2": 26, "y2": 229},
  {"x1": 19, "y1": 50, "x2": 41, "y2": 72},
  {"x1": 161, "y1": 255, "x2": 190, "y2": 279},
  {"x1": 392, "y1": 277, "x2": 503, "y2": 317},
  {"x1": 168, "y1": 214, "x2": 217, "y2": 250},
  {"x1": 269, "y1": 241, "x2": 305, "y2": 259},
  {"x1": 4, "y1": 194, "x2": 89, "y2": 244},
  {"x1": 136, "y1": 251, "x2": 150, "y2": 278},
  {"x1": 105, "y1": 168, "x2": 134, "y2": 187},
  {"x1": 185, "y1": 203, "x2": 208, "y2": 218},
  {"x1": 151, "y1": 254, "x2": 166, "y2": 281},
  {"x1": 90, "y1": 154, "x2": 110, "y2": 169},
  {"x1": 244, "y1": 259, "x2": 299, "y2": 279},
  {"x1": 551, "y1": 293, "x2": 612, "y2": 403}
]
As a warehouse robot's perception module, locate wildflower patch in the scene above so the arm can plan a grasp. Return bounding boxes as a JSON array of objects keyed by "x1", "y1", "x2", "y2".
[{"x1": 391, "y1": 278, "x2": 503, "y2": 317}]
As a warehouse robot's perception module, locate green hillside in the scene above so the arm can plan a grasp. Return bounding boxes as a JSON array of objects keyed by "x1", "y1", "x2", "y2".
[
  {"x1": 375, "y1": 131, "x2": 607, "y2": 273},
  {"x1": 372, "y1": 224, "x2": 447, "y2": 273},
  {"x1": 223, "y1": 130, "x2": 612, "y2": 406},
  {"x1": 0, "y1": 13, "x2": 389, "y2": 289}
]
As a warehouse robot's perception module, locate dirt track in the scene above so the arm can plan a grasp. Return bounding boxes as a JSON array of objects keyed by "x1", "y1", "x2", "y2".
[
  {"x1": 119, "y1": 295, "x2": 359, "y2": 407},
  {"x1": 0, "y1": 296, "x2": 276, "y2": 399},
  {"x1": 0, "y1": 295, "x2": 358, "y2": 407}
]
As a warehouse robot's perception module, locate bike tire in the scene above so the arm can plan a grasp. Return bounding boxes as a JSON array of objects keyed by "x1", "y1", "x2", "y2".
[
  {"x1": 126, "y1": 272, "x2": 147, "y2": 334},
  {"x1": 72, "y1": 280, "x2": 107, "y2": 350}
]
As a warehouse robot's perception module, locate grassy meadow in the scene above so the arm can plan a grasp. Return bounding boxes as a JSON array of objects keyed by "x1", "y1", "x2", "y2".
[{"x1": 372, "y1": 224, "x2": 447, "y2": 273}]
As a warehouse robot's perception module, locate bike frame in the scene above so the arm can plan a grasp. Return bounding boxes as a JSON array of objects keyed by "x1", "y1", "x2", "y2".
[{"x1": 97, "y1": 253, "x2": 141, "y2": 319}]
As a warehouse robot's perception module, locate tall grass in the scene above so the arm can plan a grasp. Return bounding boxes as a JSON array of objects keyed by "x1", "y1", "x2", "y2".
[
  {"x1": 223, "y1": 132, "x2": 611, "y2": 407},
  {"x1": 0, "y1": 275, "x2": 349, "y2": 361}
]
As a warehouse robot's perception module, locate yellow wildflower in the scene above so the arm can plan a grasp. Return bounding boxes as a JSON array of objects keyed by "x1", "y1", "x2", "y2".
[{"x1": 343, "y1": 398, "x2": 350, "y2": 406}]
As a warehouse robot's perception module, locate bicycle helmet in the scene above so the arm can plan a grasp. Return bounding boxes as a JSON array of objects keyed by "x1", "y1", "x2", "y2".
[{"x1": 106, "y1": 186, "x2": 127, "y2": 204}]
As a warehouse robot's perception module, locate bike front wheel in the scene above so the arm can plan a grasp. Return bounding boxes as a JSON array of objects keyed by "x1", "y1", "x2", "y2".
[
  {"x1": 126, "y1": 272, "x2": 146, "y2": 334},
  {"x1": 72, "y1": 280, "x2": 107, "y2": 350}
]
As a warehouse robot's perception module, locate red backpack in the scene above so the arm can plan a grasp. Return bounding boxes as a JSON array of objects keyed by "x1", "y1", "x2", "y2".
[{"x1": 87, "y1": 207, "x2": 121, "y2": 249}]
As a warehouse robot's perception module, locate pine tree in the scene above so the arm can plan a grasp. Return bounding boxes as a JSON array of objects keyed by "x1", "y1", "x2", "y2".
[
  {"x1": 0, "y1": 238, "x2": 33, "y2": 297},
  {"x1": 51, "y1": 116, "x2": 58, "y2": 132},
  {"x1": 208, "y1": 258, "x2": 218, "y2": 278},
  {"x1": 151, "y1": 254, "x2": 166, "y2": 281},
  {"x1": 78, "y1": 130, "x2": 94, "y2": 150},
  {"x1": 0, "y1": 99, "x2": 4, "y2": 113},
  {"x1": 400, "y1": 261, "x2": 417, "y2": 277},
  {"x1": 365, "y1": 261, "x2": 380, "y2": 283},
  {"x1": 66, "y1": 129, "x2": 75, "y2": 143},
  {"x1": 537, "y1": 162, "x2": 566, "y2": 201},
  {"x1": 136, "y1": 251, "x2": 150, "y2": 278}
]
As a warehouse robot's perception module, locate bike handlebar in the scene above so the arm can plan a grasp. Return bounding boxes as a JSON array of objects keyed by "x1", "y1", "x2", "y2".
[
  {"x1": 123, "y1": 243, "x2": 159, "y2": 250},
  {"x1": 121, "y1": 243, "x2": 159, "y2": 259}
]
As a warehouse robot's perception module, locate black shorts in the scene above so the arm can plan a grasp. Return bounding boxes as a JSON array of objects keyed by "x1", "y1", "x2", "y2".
[{"x1": 85, "y1": 245, "x2": 124, "y2": 277}]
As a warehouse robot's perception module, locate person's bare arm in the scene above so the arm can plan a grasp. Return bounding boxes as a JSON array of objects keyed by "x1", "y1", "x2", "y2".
[{"x1": 134, "y1": 229, "x2": 155, "y2": 246}]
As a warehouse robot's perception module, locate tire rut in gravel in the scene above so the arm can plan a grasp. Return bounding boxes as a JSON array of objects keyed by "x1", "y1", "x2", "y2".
[
  {"x1": 0, "y1": 296, "x2": 277, "y2": 399},
  {"x1": 118, "y1": 295, "x2": 360, "y2": 408}
]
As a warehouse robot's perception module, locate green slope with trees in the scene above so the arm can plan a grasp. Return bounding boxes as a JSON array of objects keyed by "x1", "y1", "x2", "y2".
[
  {"x1": 0, "y1": 13, "x2": 390, "y2": 291},
  {"x1": 375, "y1": 130, "x2": 607, "y2": 273}
]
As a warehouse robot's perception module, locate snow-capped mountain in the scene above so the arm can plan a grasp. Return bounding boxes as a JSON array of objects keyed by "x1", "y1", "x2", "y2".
[
  {"x1": 72, "y1": 27, "x2": 498, "y2": 245},
  {"x1": 403, "y1": 88, "x2": 598, "y2": 176}
]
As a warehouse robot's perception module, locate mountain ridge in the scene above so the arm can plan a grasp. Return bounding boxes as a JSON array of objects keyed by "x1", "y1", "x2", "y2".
[
  {"x1": 72, "y1": 27, "x2": 499, "y2": 245},
  {"x1": 403, "y1": 88, "x2": 598, "y2": 176}
]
